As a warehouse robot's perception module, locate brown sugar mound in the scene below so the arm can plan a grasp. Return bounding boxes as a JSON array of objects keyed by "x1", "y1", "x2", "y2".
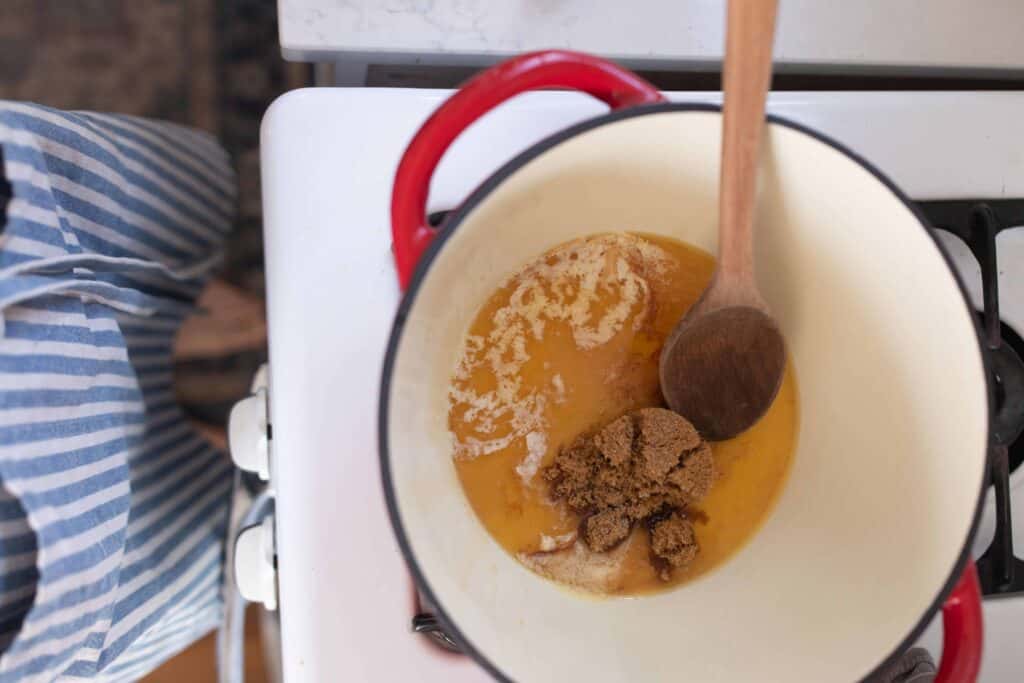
[
  {"x1": 666, "y1": 442, "x2": 714, "y2": 502},
  {"x1": 543, "y1": 408, "x2": 715, "y2": 579},
  {"x1": 636, "y1": 408, "x2": 701, "y2": 480},
  {"x1": 580, "y1": 508, "x2": 632, "y2": 551},
  {"x1": 648, "y1": 510, "x2": 699, "y2": 581}
]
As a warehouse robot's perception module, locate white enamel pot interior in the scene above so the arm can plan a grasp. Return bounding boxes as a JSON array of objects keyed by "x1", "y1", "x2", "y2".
[{"x1": 381, "y1": 55, "x2": 989, "y2": 683}]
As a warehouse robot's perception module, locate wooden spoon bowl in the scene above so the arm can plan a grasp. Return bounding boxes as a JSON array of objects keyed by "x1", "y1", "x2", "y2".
[{"x1": 660, "y1": 305, "x2": 784, "y2": 441}]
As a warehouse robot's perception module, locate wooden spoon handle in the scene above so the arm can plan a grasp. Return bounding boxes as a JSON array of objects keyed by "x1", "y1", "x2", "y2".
[{"x1": 718, "y1": 0, "x2": 778, "y2": 285}]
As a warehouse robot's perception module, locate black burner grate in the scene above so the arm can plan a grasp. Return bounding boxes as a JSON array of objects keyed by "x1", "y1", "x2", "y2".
[
  {"x1": 919, "y1": 199, "x2": 1024, "y2": 596},
  {"x1": 998, "y1": 322, "x2": 1024, "y2": 475}
]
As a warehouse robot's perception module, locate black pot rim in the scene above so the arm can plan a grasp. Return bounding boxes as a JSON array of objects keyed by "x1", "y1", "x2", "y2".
[{"x1": 378, "y1": 101, "x2": 993, "y2": 683}]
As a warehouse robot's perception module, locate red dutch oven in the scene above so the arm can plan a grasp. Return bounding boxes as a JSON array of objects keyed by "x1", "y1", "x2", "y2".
[{"x1": 380, "y1": 50, "x2": 987, "y2": 682}]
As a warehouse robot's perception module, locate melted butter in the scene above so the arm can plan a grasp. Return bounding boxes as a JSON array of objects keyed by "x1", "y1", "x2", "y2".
[{"x1": 448, "y1": 233, "x2": 798, "y2": 595}]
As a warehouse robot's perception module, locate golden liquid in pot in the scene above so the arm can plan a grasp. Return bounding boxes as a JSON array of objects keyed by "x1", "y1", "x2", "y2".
[{"x1": 447, "y1": 233, "x2": 798, "y2": 595}]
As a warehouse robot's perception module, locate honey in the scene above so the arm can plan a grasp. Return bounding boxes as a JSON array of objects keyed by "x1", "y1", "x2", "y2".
[{"x1": 447, "y1": 233, "x2": 798, "y2": 595}]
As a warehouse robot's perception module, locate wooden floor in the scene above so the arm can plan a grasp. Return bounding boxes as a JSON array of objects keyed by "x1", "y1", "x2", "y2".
[{"x1": 141, "y1": 606, "x2": 268, "y2": 683}]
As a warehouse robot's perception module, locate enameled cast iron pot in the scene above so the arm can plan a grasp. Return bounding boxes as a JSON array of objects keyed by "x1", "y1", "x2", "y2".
[{"x1": 380, "y1": 51, "x2": 988, "y2": 682}]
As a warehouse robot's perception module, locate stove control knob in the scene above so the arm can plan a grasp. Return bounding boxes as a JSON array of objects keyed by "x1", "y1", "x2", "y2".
[
  {"x1": 229, "y1": 365, "x2": 270, "y2": 481},
  {"x1": 235, "y1": 515, "x2": 277, "y2": 610}
]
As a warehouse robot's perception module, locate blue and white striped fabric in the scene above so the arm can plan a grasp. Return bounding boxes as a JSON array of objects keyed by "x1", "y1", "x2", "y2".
[{"x1": 0, "y1": 102, "x2": 236, "y2": 681}]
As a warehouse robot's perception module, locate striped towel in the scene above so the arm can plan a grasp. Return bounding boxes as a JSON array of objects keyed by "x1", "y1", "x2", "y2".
[{"x1": 0, "y1": 102, "x2": 236, "y2": 681}]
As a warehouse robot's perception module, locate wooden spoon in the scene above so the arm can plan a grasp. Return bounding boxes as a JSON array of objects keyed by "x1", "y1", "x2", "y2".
[{"x1": 659, "y1": 0, "x2": 784, "y2": 441}]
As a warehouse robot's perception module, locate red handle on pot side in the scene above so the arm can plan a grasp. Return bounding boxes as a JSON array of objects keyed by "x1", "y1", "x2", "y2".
[
  {"x1": 390, "y1": 49, "x2": 665, "y2": 290},
  {"x1": 388, "y1": 49, "x2": 983, "y2": 683},
  {"x1": 936, "y1": 561, "x2": 983, "y2": 683}
]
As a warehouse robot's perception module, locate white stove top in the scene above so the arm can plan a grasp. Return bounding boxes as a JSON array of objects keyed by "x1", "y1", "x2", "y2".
[{"x1": 259, "y1": 88, "x2": 1024, "y2": 681}]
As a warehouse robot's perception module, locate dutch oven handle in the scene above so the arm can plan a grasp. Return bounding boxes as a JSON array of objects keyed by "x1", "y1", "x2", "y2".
[
  {"x1": 936, "y1": 561, "x2": 983, "y2": 683},
  {"x1": 390, "y1": 49, "x2": 665, "y2": 290}
]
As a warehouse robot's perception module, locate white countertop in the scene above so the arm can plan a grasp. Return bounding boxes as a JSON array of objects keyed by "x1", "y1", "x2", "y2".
[{"x1": 279, "y1": 0, "x2": 1024, "y2": 74}]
